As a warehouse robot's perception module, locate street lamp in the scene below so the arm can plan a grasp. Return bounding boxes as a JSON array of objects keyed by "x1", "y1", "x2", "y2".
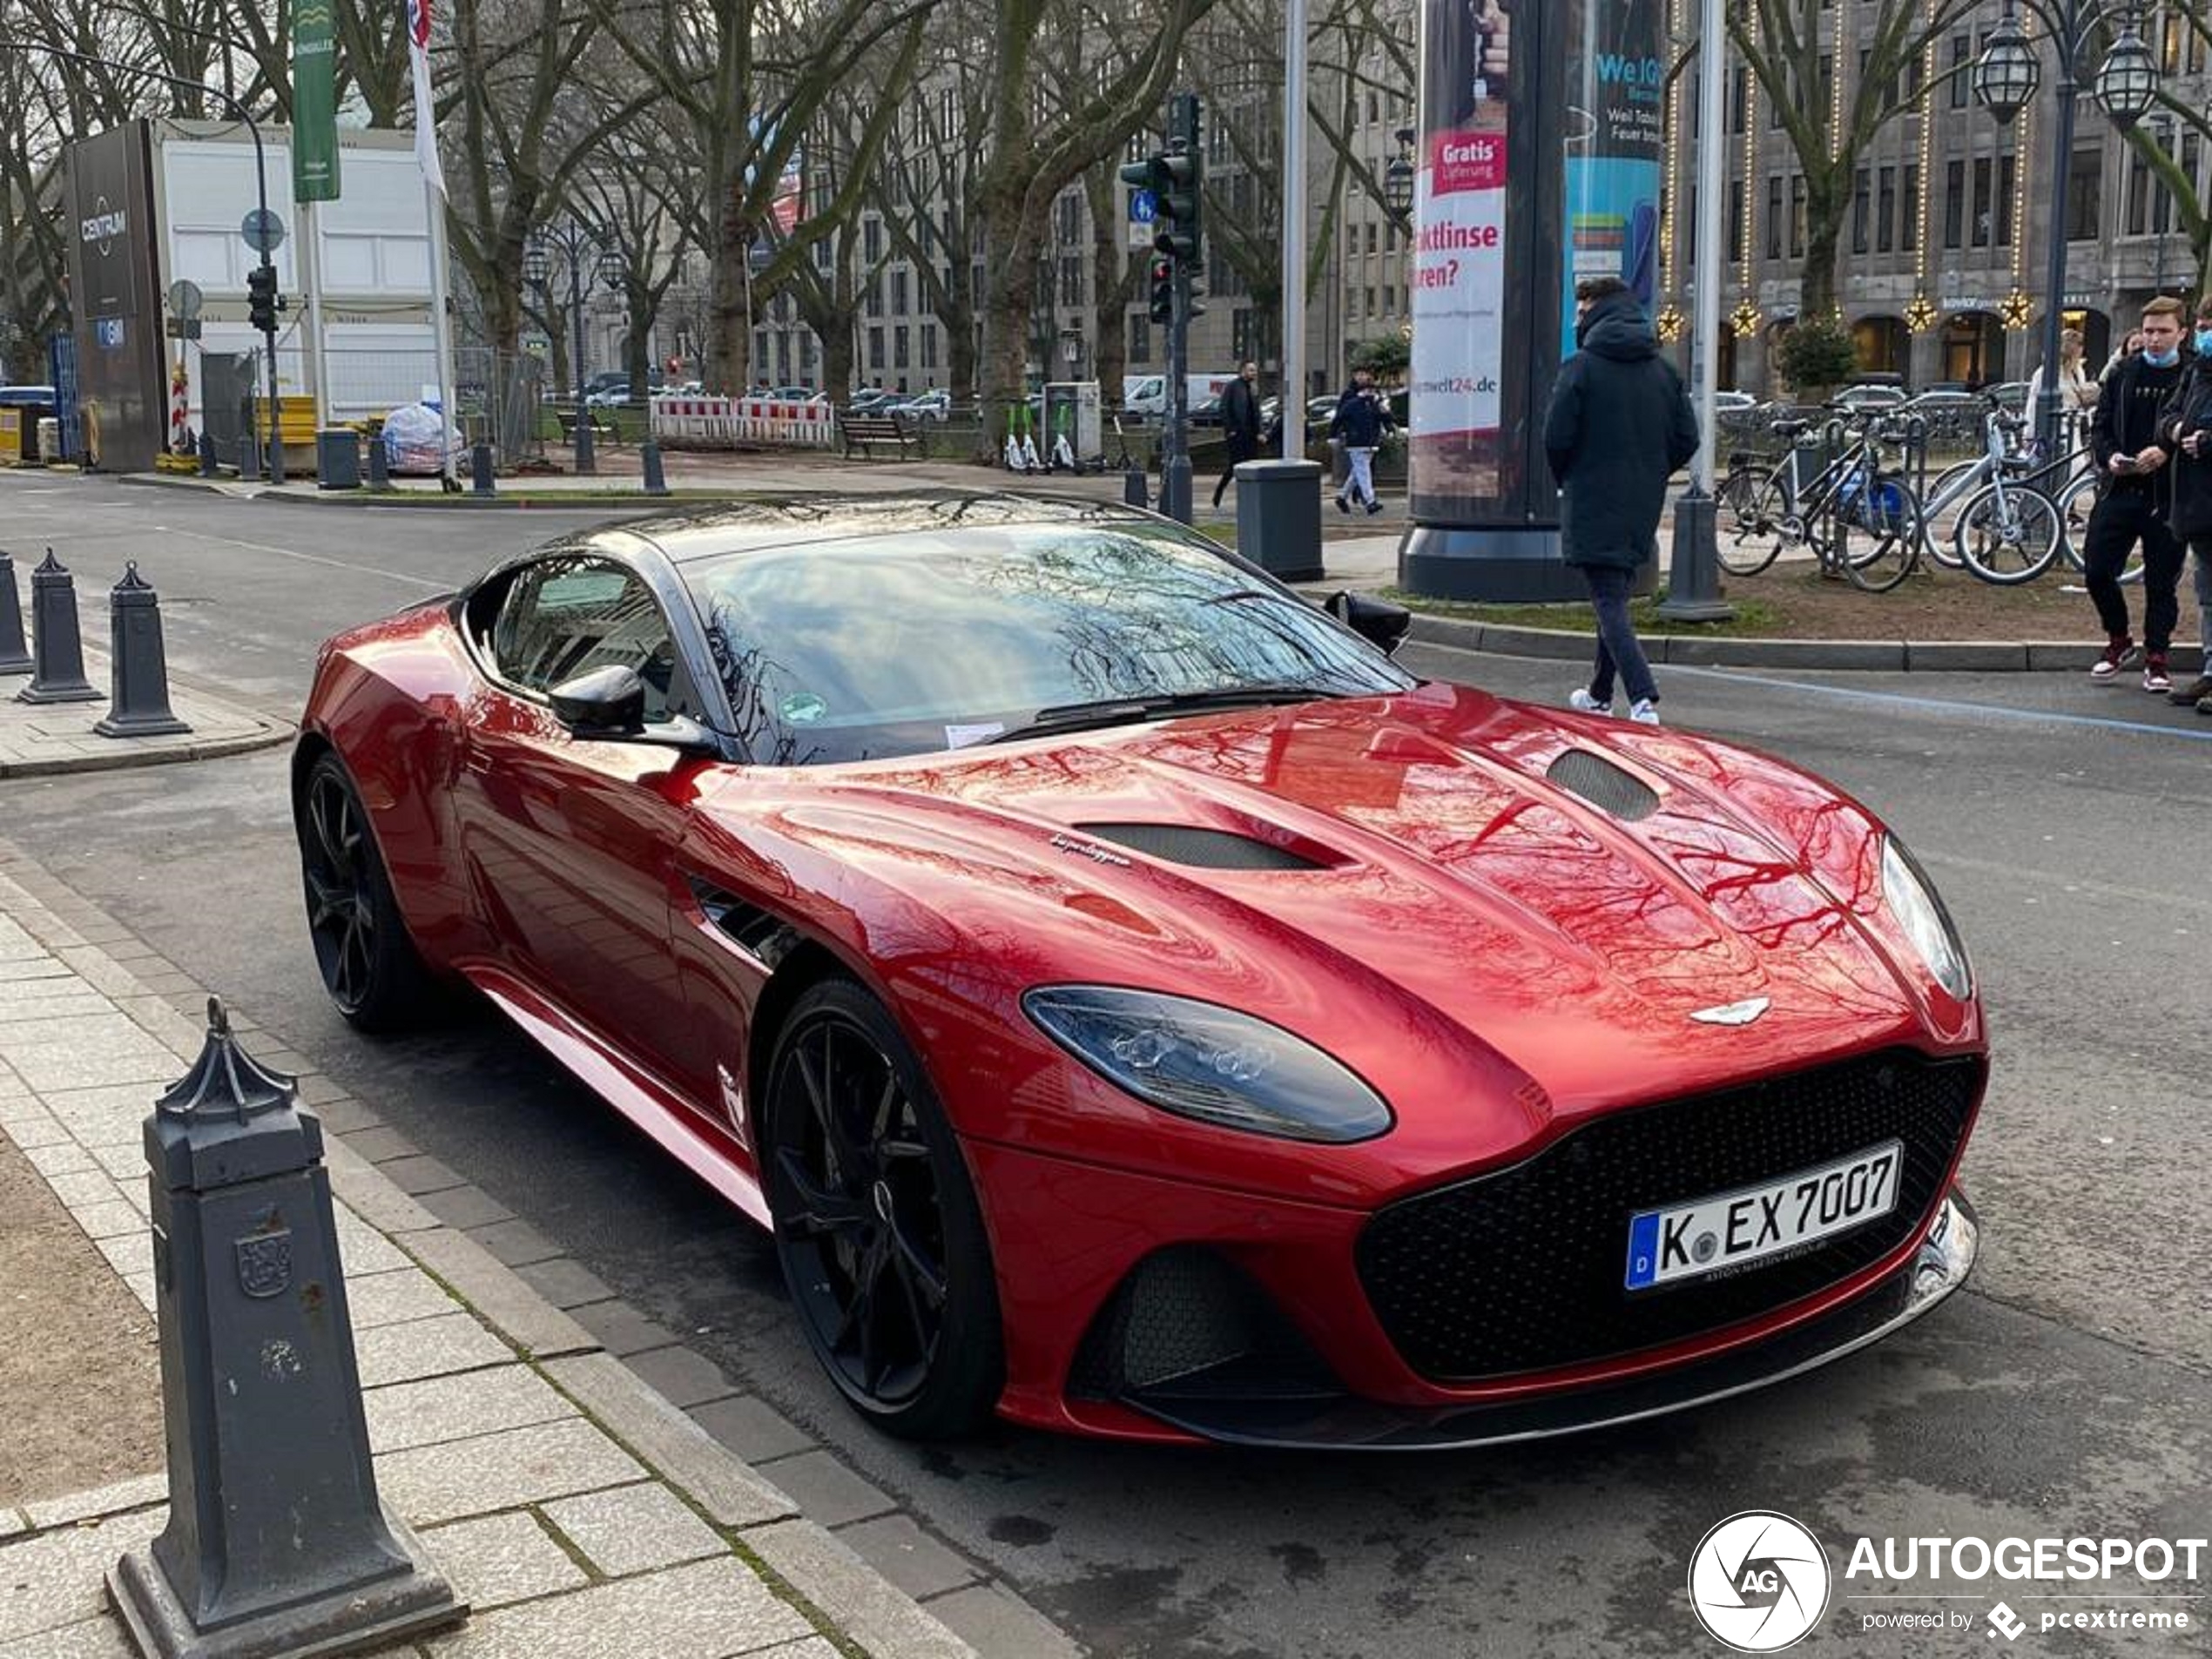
[
  {"x1": 1975, "y1": 0, "x2": 2158, "y2": 456},
  {"x1": 1384, "y1": 126, "x2": 1416, "y2": 219},
  {"x1": 526, "y1": 219, "x2": 612, "y2": 474}
]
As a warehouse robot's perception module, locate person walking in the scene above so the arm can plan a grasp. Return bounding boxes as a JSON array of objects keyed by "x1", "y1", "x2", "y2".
[
  {"x1": 2083, "y1": 295, "x2": 2189, "y2": 690},
  {"x1": 2154, "y1": 295, "x2": 2212, "y2": 713},
  {"x1": 1212, "y1": 361, "x2": 1264, "y2": 509},
  {"x1": 1331, "y1": 366, "x2": 1395, "y2": 516},
  {"x1": 1545, "y1": 275, "x2": 1700, "y2": 726}
]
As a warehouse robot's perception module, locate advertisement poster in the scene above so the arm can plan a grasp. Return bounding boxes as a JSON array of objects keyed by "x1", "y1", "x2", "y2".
[
  {"x1": 1410, "y1": 0, "x2": 1514, "y2": 507},
  {"x1": 1559, "y1": 0, "x2": 1663, "y2": 355}
]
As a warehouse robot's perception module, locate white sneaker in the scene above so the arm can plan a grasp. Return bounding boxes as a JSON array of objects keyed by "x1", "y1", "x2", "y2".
[
  {"x1": 1629, "y1": 698, "x2": 1662, "y2": 725},
  {"x1": 1568, "y1": 689, "x2": 1613, "y2": 716}
]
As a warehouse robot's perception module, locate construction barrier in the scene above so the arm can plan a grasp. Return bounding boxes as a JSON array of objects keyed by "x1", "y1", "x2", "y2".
[{"x1": 650, "y1": 395, "x2": 835, "y2": 450}]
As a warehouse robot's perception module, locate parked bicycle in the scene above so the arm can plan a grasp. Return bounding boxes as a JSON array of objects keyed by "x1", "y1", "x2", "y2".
[{"x1": 1720, "y1": 413, "x2": 1924, "y2": 592}]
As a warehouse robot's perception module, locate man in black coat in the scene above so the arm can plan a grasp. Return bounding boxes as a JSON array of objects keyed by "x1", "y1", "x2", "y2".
[
  {"x1": 2088, "y1": 294, "x2": 2189, "y2": 691},
  {"x1": 2154, "y1": 293, "x2": 2212, "y2": 712},
  {"x1": 1543, "y1": 276, "x2": 1701, "y2": 725},
  {"x1": 1212, "y1": 361, "x2": 1264, "y2": 509}
]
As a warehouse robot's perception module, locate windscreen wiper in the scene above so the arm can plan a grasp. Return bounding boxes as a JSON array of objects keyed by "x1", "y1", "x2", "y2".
[{"x1": 984, "y1": 683, "x2": 1350, "y2": 745}]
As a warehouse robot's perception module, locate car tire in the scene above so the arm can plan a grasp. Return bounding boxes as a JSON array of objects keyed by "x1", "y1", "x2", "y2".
[
  {"x1": 295, "y1": 752, "x2": 435, "y2": 1032},
  {"x1": 764, "y1": 979, "x2": 1004, "y2": 1440}
]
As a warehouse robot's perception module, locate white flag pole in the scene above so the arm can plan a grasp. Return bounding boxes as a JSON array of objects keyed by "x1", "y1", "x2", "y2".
[{"x1": 408, "y1": 0, "x2": 459, "y2": 487}]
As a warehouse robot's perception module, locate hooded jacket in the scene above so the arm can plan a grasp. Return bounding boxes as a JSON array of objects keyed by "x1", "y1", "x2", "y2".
[
  {"x1": 1543, "y1": 293, "x2": 1702, "y2": 570},
  {"x1": 2155, "y1": 352, "x2": 2212, "y2": 538}
]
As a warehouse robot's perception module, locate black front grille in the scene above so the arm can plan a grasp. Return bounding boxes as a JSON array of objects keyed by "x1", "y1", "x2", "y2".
[{"x1": 1356, "y1": 1050, "x2": 1980, "y2": 1381}]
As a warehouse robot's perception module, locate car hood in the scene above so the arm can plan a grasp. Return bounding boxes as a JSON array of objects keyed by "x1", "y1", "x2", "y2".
[{"x1": 724, "y1": 682, "x2": 1954, "y2": 1146}]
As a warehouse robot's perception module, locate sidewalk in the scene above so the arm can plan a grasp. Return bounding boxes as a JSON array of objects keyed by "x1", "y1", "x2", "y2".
[
  {"x1": 0, "y1": 847, "x2": 1020, "y2": 1659},
  {"x1": 0, "y1": 654, "x2": 290, "y2": 779}
]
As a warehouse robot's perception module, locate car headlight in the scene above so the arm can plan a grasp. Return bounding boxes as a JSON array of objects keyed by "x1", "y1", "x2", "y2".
[
  {"x1": 1022, "y1": 986, "x2": 1393, "y2": 1143},
  {"x1": 1880, "y1": 835, "x2": 1973, "y2": 1001}
]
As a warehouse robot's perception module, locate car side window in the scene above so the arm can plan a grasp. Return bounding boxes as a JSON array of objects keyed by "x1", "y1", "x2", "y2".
[{"x1": 489, "y1": 556, "x2": 697, "y2": 724}]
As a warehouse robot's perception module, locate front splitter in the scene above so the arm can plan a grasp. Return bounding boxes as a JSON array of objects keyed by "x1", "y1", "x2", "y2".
[{"x1": 1122, "y1": 1190, "x2": 1979, "y2": 1451}]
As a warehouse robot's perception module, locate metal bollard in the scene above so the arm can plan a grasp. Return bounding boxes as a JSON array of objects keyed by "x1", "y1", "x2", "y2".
[
  {"x1": 107, "y1": 1000, "x2": 468, "y2": 1658},
  {"x1": 365, "y1": 432, "x2": 390, "y2": 490},
  {"x1": 1657, "y1": 489, "x2": 1736, "y2": 624},
  {"x1": 641, "y1": 435, "x2": 670, "y2": 496},
  {"x1": 574, "y1": 406, "x2": 597, "y2": 476},
  {"x1": 198, "y1": 431, "x2": 217, "y2": 478},
  {"x1": 15, "y1": 550, "x2": 100, "y2": 705},
  {"x1": 470, "y1": 442, "x2": 496, "y2": 497},
  {"x1": 267, "y1": 421, "x2": 286, "y2": 486},
  {"x1": 93, "y1": 564, "x2": 191, "y2": 738},
  {"x1": 238, "y1": 427, "x2": 261, "y2": 482},
  {"x1": 0, "y1": 550, "x2": 31, "y2": 676},
  {"x1": 1123, "y1": 468, "x2": 1149, "y2": 510}
]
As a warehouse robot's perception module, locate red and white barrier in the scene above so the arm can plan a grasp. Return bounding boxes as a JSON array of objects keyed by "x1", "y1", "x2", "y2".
[{"x1": 651, "y1": 395, "x2": 835, "y2": 449}]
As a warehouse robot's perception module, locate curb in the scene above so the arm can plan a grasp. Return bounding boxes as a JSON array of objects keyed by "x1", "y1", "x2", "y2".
[
  {"x1": 118, "y1": 472, "x2": 678, "y2": 513},
  {"x1": 0, "y1": 650, "x2": 294, "y2": 780},
  {"x1": 0, "y1": 841, "x2": 1075, "y2": 1659},
  {"x1": 1404, "y1": 611, "x2": 2211, "y2": 675}
]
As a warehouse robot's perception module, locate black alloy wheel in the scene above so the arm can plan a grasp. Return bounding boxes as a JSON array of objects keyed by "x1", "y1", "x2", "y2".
[
  {"x1": 765, "y1": 980, "x2": 1001, "y2": 1440},
  {"x1": 296, "y1": 752, "x2": 431, "y2": 1031}
]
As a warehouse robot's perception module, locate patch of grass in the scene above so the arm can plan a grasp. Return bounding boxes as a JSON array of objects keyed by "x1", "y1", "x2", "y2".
[{"x1": 1379, "y1": 584, "x2": 1784, "y2": 638}]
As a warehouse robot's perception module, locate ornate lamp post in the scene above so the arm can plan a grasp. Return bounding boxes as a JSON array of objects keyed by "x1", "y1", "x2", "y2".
[
  {"x1": 1975, "y1": 0, "x2": 2158, "y2": 455},
  {"x1": 526, "y1": 219, "x2": 614, "y2": 473},
  {"x1": 1384, "y1": 128, "x2": 1416, "y2": 220}
]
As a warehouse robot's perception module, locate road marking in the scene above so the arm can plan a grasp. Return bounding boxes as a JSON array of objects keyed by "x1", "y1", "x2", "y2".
[
  {"x1": 140, "y1": 523, "x2": 452, "y2": 592},
  {"x1": 1659, "y1": 664, "x2": 2212, "y2": 744}
]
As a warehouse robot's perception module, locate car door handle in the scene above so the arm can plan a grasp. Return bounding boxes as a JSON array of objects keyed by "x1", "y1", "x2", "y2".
[{"x1": 462, "y1": 748, "x2": 494, "y2": 775}]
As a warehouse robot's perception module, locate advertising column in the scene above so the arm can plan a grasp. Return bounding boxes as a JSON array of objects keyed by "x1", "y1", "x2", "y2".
[
  {"x1": 65, "y1": 122, "x2": 167, "y2": 474},
  {"x1": 1402, "y1": 0, "x2": 1665, "y2": 601}
]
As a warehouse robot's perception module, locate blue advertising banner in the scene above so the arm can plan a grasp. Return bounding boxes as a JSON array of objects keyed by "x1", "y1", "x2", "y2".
[
  {"x1": 49, "y1": 330, "x2": 80, "y2": 462},
  {"x1": 1561, "y1": 0, "x2": 1665, "y2": 356}
]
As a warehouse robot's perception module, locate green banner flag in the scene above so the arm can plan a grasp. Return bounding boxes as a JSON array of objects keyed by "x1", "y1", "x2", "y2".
[{"x1": 292, "y1": 0, "x2": 341, "y2": 202}]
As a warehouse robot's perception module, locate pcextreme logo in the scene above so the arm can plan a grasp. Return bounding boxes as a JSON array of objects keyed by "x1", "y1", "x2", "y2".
[{"x1": 1688, "y1": 1511, "x2": 1831, "y2": 1652}]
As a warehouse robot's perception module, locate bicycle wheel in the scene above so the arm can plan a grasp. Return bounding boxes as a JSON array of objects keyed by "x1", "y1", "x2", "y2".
[
  {"x1": 1954, "y1": 482, "x2": 2062, "y2": 583},
  {"x1": 2055, "y1": 470, "x2": 2101, "y2": 574},
  {"x1": 1919, "y1": 462, "x2": 1979, "y2": 569},
  {"x1": 1720, "y1": 473, "x2": 1791, "y2": 575},
  {"x1": 1842, "y1": 475, "x2": 1923, "y2": 593}
]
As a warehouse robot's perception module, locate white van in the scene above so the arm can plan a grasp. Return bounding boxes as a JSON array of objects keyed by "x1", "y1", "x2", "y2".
[{"x1": 1122, "y1": 373, "x2": 1236, "y2": 419}]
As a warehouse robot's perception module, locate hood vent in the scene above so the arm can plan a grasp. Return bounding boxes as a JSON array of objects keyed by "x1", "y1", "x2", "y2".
[
  {"x1": 1545, "y1": 749, "x2": 1660, "y2": 822},
  {"x1": 1074, "y1": 824, "x2": 1326, "y2": 871}
]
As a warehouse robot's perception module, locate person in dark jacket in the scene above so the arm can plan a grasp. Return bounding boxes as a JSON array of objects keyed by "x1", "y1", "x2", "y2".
[
  {"x1": 2084, "y1": 294, "x2": 2188, "y2": 690},
  {"x1": 1331, "y1": 367, "x2": 1395, "y2": 515},
  {"x1": 2154, "y1": 293, "x2": 2212, "y2": 713},
  {"x1": 1212, "y1": 361, "x2": 1264, "y2": 508},
  {"x1": 1544, "y1": 276, "x2": 1700, "y2": 725}
]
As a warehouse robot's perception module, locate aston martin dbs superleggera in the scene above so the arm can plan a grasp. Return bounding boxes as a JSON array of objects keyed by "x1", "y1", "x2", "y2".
[{"x1": 293, "y1": 491, "x2": 1985, "y2": 1447}]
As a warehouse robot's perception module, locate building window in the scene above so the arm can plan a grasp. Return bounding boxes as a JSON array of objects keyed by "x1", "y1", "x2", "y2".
[
  {"x1": 1996, "y1": 154, "x2": 2015, "y2": 246},
  {"x1": 1944, "y1": 159, "x2": 1965, "y2": 248},
  {"x1": 1728, "y1": 179, "x2": 1745, "y2": 264},
  {"x1": 1852, "y1": 169, "x2": 1871, "y2": 255},
  {"x1": 1902, "y1": 165, "x2": 1918, "y2": 253},
  {"x1": 1948, "y1": 35, "x2": 1970, "y2": 108},
  {"x1": 862, "y1": 217, "x2": 882, "y2": 263},
  {"x1": 921, "y1": 321, "x2": 937, "y2": 366},
  {"x1": 890, "y1": 268, "x2": 908, "y2": 314},
  {"x1": 2067, "y1": 149, "x2": 2101, "y2": 239},
  {"x1": 1766, "y1": 175, "x2": 1784, "y2": 260},
  {"x1": 1971, "y1": 157, "x2": 1992, "y2": 247},
  {"x1": 1059, "y1": 254, "x2": 1083, "y2": 307},
  {"x1": 1788, "y1": 174, "x2": 1806, "y2": 259},
  {"x1": 867, "y1": 327, "x2": 884, "y2": 371},
  {"x1": 894, "y1": 325, "x2": 909, "y2": 369},
  {"x1": 1877, "y1": 166, "x2": 1896, "y2": 254}
]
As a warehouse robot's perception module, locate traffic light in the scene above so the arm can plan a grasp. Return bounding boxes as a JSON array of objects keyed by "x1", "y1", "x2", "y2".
[
  {"x1": 246, "y1": 265, "x2": 279, "y2": 334},
  {"x1": 1149, "y1": 256, "x2": 1175, "y2": 324},
  {"x1": 1151, "y1": 147, "x2": 1202, "y2": 266}
]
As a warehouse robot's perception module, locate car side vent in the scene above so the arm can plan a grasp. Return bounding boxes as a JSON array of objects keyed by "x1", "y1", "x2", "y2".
[
  {"x1": 1545, "y1": 750, "x2": 1661, "y2": 822},
  {"x1": 687, "y1": 877, "x2": 800, "y2": 967},
  {"x1": 1073, "y1": 824, "x2": 1327, "y2": 871}
]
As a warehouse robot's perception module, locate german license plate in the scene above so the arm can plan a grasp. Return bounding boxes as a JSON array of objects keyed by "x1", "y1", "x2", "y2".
[{"x1": 1624, "y1": 1141, "x2": 1903, "y2": 1291}]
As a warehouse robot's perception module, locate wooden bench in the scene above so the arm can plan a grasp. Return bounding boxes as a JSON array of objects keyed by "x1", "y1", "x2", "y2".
[
  {"x1": 840, "y1": 411, "x2": 914, "y2": 460},
  {"x1": 556, "y1": 408, "x2": 619, "y2": 445}
]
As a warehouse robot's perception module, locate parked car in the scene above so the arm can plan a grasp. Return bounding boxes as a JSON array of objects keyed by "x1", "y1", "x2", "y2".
[
  {"x1": 1830, "y1": 384, "x2": 1907, "y2": 414},
  {"x1": 1712, "y1": 391, "x2": 1758, "y2": 413},
  {"x1": 295, "y1": 491, "x2": 1986, "y2": 1447},
  {"x1": 886, "y1": 389, "x2": 953, "y2": 422}
]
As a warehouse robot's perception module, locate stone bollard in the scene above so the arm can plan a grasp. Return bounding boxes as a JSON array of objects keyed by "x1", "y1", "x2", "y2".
[
  {"x1": 94, "y1": 564, "x2": 192, "y2": 738},
  {"x1": 364, "y1": 431, "x2": 390, "y2": 490},
  {"x1": 238, "y1": 423, "x2": 261, "y2": 483},
  {"x1": 107, "y1": 1000, "x2": 467, "y2": 1659},
  {"x1": 641, "y1": 435, "x2": 671, "y2": 496},
  {"x1": 0, "y1": 550, "x2": 31, "y2": 677},
  {"x1": 470, "y1": 442, "x2": 496, "y2": 497},
  {"x1": 15, "y1": 550, "x2": 100, "y2": 705},
  {"x1": 1123, "y1": 468, "x2": 1149, "y2": 510}
]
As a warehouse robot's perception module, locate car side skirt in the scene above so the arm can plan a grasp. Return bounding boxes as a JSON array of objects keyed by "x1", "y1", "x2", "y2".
[{"x1": 463, "y1": 961, "x2": 772, "y2": 1231}]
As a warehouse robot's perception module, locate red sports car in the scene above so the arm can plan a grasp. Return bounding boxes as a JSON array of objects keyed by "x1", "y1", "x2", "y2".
[{"x1": 293, "y1": 493, "x2": 1984, "y2": 1447}]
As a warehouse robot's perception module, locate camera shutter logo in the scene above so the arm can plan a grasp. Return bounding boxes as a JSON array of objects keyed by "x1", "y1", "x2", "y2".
[{"x1": 1687, "y1": 1511, "x2": 1831, "y2": 1652}]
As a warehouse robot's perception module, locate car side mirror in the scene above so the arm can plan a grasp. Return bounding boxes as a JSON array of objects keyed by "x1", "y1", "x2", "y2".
[
  {"x1": 1325, "y1": 590, "x2": 1413, "y2": 657},
  {"x1": 549, "y1": 664, "x2": 647, "y2": 738}
]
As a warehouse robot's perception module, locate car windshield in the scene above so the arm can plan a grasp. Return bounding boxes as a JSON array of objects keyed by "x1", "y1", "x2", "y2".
[{"x1": 684, "y1": 522, "x2": 1415, "y2": 765}]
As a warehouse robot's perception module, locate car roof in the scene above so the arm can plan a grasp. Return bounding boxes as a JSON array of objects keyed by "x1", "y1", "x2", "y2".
[{"x1": 577, "y1": 489, "x2": 1171, "y2": 566}]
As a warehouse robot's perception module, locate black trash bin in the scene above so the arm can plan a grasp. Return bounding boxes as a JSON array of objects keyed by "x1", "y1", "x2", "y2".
[
  {"x1": 316, "y1": 428, "x2": 361, "y2": 490},
  {"x1": 1235, "y1": 459, "x2": 1325, "y2": 583}
]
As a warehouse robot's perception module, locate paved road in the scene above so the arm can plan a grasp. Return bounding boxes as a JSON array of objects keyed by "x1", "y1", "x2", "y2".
[{"x1": 4, "y1": 473, "x2": 2209, "y2": 1658}]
